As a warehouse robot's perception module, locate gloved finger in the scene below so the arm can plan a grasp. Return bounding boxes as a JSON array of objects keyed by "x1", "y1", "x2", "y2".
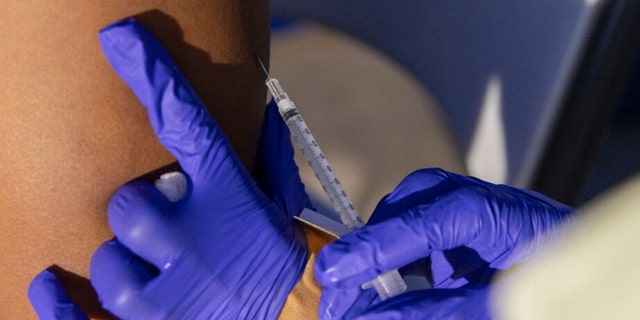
[
  {"x1": 318, "y1": 286, "x2": 378, "y2": 320},
  {"x1": 255, "y1": 100, "x2": 312, "y2": 219},
  {"x1": 108, "y1": 180, "x2": 185, "y2": 270},
  {"x1": 406, "y1": 247, "x2": 490, "y2": 288},
  {"x1": 430, "y1": 246, "x2": 498, "y2": 288},
  {"x1": 355, "y1": 287, "x2": 490, "y2": 320},
  {"x1": 28, "y1": 269, "x2": 89, "y2": 320},
  {"x1": 316, "y1": 186, "x2": 485, "y2": 289},
  {"x1": 98, "y1": 19, "x2": 239, "y2": 182},
  {"x1": 429, "y1": 250, "x2": 471, "y2": 288},
  {"x1": 90, "y1": 240, "x2": 164, "y2": 319},
  {"x1": 368, "y1": 168, "x2": 458, "y2": 225}
]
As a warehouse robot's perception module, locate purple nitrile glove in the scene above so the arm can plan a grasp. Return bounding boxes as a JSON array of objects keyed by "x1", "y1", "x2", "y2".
[
  {"x1": 255, "y1": 99, "x2": 313, "y2": 219},
  {"x1": 28, "y1": 269, "x2": 89, "y2": 320},
  {"x1": 27, "y1": 100, "x2": 308, "y2": 320},
  {"x1": 315, "y1": 168, "x2": 575, "y2": 319},
  {"x1": 27, "y1": 17, "x2": 311, "y2": 320},
  {"x1": 354, "y1": 286, "x2": 491, "y2": 320},
  {"x1": 86, "y1": 18, "x2": 311, "y2": 319}
]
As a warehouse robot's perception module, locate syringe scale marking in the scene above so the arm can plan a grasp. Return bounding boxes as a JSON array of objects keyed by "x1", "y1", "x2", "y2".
[{"x1": 258, "y1": 58, "x2": 406, "y2": 300}]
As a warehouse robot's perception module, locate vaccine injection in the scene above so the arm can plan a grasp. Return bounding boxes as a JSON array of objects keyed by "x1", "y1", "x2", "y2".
[{"x1": 258, "y1": 59, "x2": 407, "y2": 300}]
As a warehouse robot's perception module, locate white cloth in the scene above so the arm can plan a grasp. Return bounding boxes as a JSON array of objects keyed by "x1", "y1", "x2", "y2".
[{"x1": 492, "y1": 174, "x2": 640, "y2": 319}]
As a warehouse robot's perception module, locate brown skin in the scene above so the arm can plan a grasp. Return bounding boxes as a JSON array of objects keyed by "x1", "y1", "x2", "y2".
[{"x1": 0, "y1": 2, "x2": 269, "y2": 318}]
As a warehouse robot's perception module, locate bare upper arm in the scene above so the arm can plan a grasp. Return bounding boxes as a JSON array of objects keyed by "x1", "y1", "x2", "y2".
[{"x1": 0, "y1": 2, "x2": 269, "y2": 317}]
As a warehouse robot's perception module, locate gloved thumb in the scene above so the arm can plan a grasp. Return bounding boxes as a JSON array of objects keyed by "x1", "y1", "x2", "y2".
[{"x1": 254, "y1": 100, "x2": 312, "y2": 219}]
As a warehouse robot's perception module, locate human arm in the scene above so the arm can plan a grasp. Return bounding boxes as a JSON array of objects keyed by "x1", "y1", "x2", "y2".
[
  {"x1": 29, "y1": 97, "x2": 318, "y2": 319},
  {"x1": 2, "y1": 1, "x2": 270, "y2": 317},
  {"x1": 29, "y1": 17, "x2": 316, "y2": 319}
]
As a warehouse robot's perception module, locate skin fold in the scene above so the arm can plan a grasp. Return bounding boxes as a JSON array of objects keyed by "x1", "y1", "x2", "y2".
[{"x1": 0, "y1": 2, "x2": 269, "y2": 318}]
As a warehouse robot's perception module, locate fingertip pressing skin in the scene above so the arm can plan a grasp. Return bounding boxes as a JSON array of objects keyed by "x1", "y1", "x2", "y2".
[
  {"x1": 28, "y1": 269, "x2": 89, "y2": 320},
  {"x1": 90, "y1": 241, "x2": 134, "y2": 298},
  {"x1": 90, "y1": 240, "x2": 162, "y2": 319},
  {"x1": 107, "y1": 180, "x2": 173, "y2": 227},
  {"x1": 107, "y1": 181, "x2": 184, "y2": 269}
]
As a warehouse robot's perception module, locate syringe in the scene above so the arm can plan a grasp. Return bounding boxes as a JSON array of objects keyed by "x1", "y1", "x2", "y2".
[{"x1": 259, "y1": 59, "x2": 407, "y2": 300}]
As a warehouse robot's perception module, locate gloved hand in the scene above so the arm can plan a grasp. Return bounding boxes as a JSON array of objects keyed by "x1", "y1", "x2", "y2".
[
  {"x1": 315, "y1": 168, "x2": 575, "y2": 319},
  {"x1": 27, "y1": 100, "x2": 308, "y2": 320},
  {"x1": 90, "y1": 18, "x2": 312, "y2": 319},
  {"x1": 28, "y1": 17, "x2": 312, "y2": 320}
]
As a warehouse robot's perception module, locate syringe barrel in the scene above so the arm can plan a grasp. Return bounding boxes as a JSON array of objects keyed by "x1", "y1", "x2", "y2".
[
  {"x1": 279, "y1": 105, "x2": 364, "y2": 230},
  {"x1": 267, "y1": 77, "x2": 406, "y2": 299}
]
